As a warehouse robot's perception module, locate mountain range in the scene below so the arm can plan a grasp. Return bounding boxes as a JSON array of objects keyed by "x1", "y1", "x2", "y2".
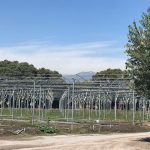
[{"x1": 63, "y1": 71, "x2": 95, "y2": 82}]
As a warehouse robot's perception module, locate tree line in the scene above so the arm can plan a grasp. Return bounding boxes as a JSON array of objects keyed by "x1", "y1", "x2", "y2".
[
  {"x1": 0, "y1": 60, "x2": 62, "y2": 77},
  {"x1": 92, "y1": 68, "x2": 128, "y2": 79}
]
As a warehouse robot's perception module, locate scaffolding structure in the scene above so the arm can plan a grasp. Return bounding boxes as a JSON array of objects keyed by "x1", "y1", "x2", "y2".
[{"x1": 0, "y1": 76, "x2": 149, "y2": 126}]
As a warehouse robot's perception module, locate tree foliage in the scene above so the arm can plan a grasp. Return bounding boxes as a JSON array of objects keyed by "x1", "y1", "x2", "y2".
[
  {"x1": 125, "y1": 8, "x2": 150, "y2": 98},
  {"x1": 0, "y1": 60, "x2": 62, "y2": 78},
  {"x1": 92, "y1": 68, "x2": 128, "y2": 80}
]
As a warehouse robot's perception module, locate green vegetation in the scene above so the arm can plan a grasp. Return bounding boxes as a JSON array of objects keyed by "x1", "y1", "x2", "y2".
[
  {"x1": 0, "y1": 108, "x2": 149, "y2": 123},
  {"x1": 125, "y1": 8, "x2": 150, "y2": 99},
  {"x1": 92, "y1": 68, "x2": 128, "y2": 79},
  {"x1": 0, "y1": 60, "x2": 62, "y2": 77},
  {"x1": 39, "y1": 126, "x2": 58, "y2": 134}
]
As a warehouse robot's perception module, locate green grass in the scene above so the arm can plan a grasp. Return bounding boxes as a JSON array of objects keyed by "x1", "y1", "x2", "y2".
[{"x1": 0, "y1": 108, "x2": 149, "y2": 123}]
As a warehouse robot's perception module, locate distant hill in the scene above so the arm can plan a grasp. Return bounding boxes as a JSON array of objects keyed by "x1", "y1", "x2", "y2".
[
  {"x1": 0, "y1": 60, "x2": 62, "y2": 78},
  {"x1": 63, "y1": 71, "x2": 95, "y2": 82}
]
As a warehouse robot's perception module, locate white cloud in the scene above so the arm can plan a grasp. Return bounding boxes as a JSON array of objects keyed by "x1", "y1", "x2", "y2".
[{"x1": 0, "y1": 41, "x2": 126, "y2": 74}]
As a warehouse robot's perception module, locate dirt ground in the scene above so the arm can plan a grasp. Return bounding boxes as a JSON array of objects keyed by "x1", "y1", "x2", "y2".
[
  {"x1": 1, "y1": 121, "x2": 150, "y2": 150},
  {"x1": 1, "y1": 120, "x2": 150, "y2": 136},
  {"x1": 0, "y1": 132, "x2": 150, "y2": 150}
]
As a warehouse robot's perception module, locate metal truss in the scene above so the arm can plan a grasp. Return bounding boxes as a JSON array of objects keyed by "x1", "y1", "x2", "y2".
[{"x1": 0, "y1": 76, "x2": 149, "y2": 126}]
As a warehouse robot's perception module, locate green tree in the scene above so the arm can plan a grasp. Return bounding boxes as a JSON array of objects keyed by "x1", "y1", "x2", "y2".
[
  {"x1": 92, "y1": 68, "x2": 128, "y2": 80},
  {"x1": 37, "y1": 68, "x2": 62, "y2": 77},
  {"x1": 125, "y1": 8, "x2": 150, "y2": 98},
  {"x1": 0, "y1": 60, "x2": 62, "y2": 78}
]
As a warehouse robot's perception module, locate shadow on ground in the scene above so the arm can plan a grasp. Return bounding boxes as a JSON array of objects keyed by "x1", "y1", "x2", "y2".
[{"x1": 139, "y1": 137, "x2": 150, "y2": 142}]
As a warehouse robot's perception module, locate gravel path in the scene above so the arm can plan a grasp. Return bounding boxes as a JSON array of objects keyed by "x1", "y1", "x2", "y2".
[{"x1": 0, "y1": 132, "x2": 150, "y2": 150}]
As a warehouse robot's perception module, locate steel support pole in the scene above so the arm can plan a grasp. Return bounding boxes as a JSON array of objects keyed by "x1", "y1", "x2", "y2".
[
  {"x1": 115, "y1": 92, "x2": 117, "y2": 121},
  {"x1": 98, "y1": 89, "x2": 101, "y2": 133},
  {"x1": 21, "y1": 89, "x2": 23, "y2": 117},
  {"x1": 132, "y1": 90, "x2": 135, "y2": 125},
  {"x1": 71, "y1": 79, "x2": 75, "y2": 131},
  {"x1": 143, "y1": 98, "x2": 145, "y2": 123},
  {"x1": 39, "y1": 86, "x2": 41, "y2": 121},
  {"x1": 67, "y1": 87, "x2": 70, "y2": 122},
  {"x1": 0, "y1": 92, "x2": 2, "y2": 116},
  {"x1": 32, "y1": 80, "x2": 35, "y2": 125},
  {"x1": 12, "y1": 90, "x2": 15, "y2": 120},
  {"x1": 89, "y1": 90, "x2": 91, "y2": 121}
]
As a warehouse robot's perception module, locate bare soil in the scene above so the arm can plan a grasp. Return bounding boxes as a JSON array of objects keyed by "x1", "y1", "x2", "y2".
[
  {"x1": 1, "y1": 120, "x2": 150, "y2": 149},
  {"x1": 0, "y1": 120, "x2": 150, "y2": 136},
  {"x1": 0, "y1": 132, "x2": 150, "y2": 150}
]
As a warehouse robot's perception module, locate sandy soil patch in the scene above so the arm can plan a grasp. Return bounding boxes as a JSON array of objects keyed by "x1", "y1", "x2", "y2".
[{"x1": 0, "y1": 132, "x2": 150, "y2": 150}]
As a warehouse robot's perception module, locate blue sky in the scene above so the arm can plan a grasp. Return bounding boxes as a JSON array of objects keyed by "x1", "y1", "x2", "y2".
[{"x1": 0, "y1": 0, "x2": 149, "y2": 74}]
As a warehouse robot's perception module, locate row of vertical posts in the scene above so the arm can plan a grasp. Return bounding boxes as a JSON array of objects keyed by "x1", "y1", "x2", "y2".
[
  {"x1": 62, "y1": 83, "x2": 149, "y2": 129},
  {"x1": 0, "y1": 80, "x2": 54, "y2": 125}
]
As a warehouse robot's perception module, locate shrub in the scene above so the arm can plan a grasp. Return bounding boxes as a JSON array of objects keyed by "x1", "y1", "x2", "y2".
[{"x1": 39, "y1": 126, "x2": 58, "y2": 134}]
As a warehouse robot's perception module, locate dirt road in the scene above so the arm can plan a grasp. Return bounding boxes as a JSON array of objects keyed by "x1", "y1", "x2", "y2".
[{"x1": 0, "y1": 132, "x2": 150, "y2": 150}]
